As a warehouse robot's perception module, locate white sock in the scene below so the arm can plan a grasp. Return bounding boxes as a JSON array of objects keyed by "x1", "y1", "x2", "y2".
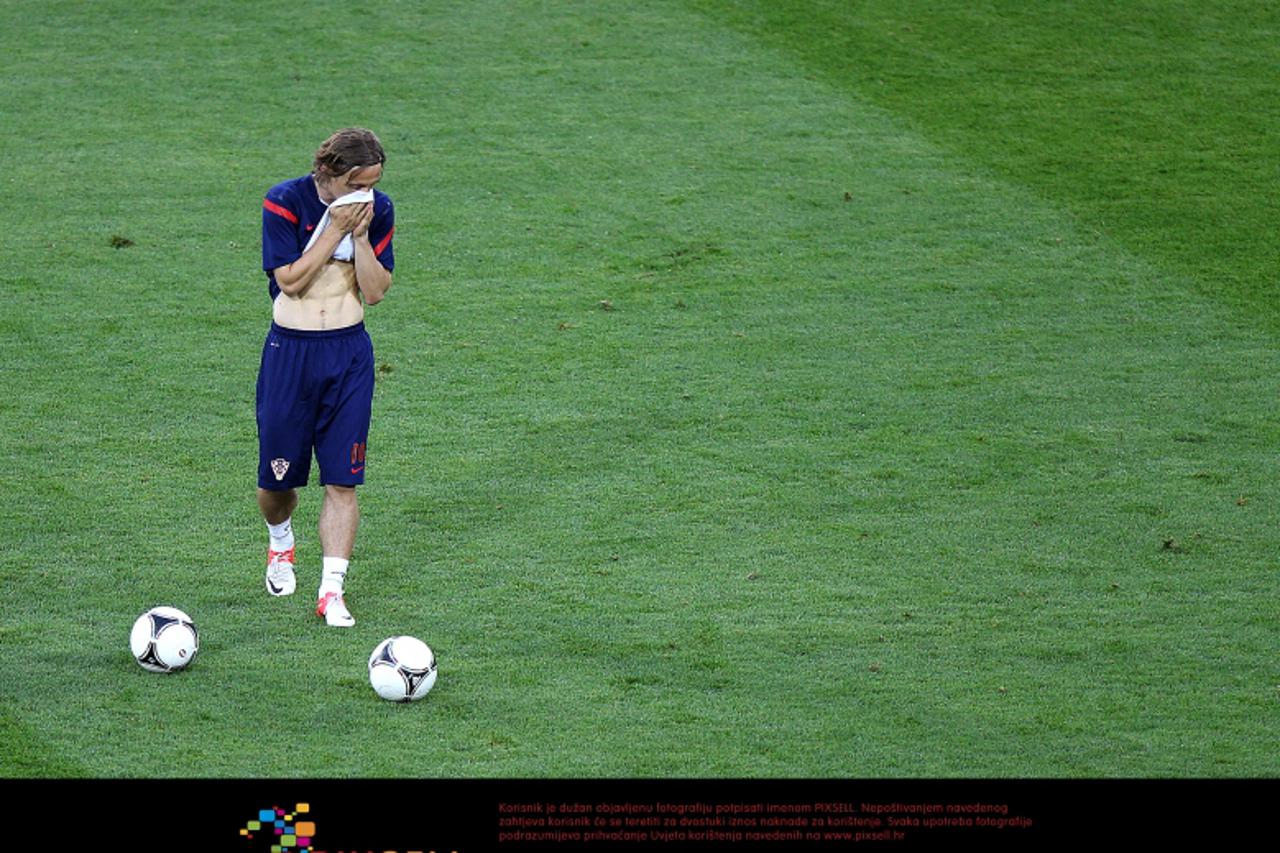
[
  {"x1": 267, "y1": 518, "x2": 294, "y2": 552},
  {"x1": 320, "y1": 557, "x2": 349, "y2": 597}
]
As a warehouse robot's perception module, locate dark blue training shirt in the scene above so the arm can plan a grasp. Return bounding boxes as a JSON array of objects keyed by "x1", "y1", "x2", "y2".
[{"x1": 262, "y1": 174, "x2": 395, "y2": 301}]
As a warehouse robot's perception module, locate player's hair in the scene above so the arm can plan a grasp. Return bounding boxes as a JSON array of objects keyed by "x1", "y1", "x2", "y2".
[{"x1": 313, "y1": 128, "x2": 386, "y2": 178}]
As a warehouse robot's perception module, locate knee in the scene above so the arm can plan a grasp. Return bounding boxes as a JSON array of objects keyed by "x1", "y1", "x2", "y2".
[
  {"x1": 258, "y1": 487, "x2": 298, "y2": 512},
  {"x1": 325, "y1": 484, "x2": 358, "y2": 505}
]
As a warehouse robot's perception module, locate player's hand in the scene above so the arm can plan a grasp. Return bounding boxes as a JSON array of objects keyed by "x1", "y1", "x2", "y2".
[
  {"x1": 328, "y1": 202, "x2": 369, "y2": 234},
  {"x1": 351, "y1": 202, "x2": 374, "y2": 238}
]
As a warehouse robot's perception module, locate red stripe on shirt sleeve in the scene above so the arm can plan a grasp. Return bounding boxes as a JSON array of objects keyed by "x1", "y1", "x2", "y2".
[
  {"x1": 374, "y1": 226, "x2": 395, "y2": 257},
  {"x1": 263, "y1": 198, "x2": 299, "y2": 223}
]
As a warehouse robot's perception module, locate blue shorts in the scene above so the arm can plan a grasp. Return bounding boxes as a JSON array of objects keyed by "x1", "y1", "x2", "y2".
[{"x1": 256, "y1": 322, "x2": 374, "y2": 491}]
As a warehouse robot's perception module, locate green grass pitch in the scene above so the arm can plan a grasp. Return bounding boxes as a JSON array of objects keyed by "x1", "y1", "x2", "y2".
[{"x1": 0, "y1": 0, "x2": 1276, "y2": 777}]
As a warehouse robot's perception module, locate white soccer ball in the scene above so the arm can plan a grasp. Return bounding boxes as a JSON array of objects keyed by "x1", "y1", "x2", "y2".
[
  {"x1": 368, "y1": 636, "x2": 438, "y2": 702},
  {"x1": 130, "y1": 606, "x2": 199, "y2": 673}
]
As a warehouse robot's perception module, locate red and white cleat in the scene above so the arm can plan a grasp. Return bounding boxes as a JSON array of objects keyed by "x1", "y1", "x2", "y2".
[
  {"x1": 265, "y1": 548, "x2": 296, "y2": 597},
  {"x1": 316, "y1": 591, "x2": 355, "y2": 627}
]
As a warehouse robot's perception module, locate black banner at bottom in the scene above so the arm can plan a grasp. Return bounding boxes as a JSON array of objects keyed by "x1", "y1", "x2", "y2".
[{"x1": 3, "y1": 777, "x2": 1272, "y2": 851}]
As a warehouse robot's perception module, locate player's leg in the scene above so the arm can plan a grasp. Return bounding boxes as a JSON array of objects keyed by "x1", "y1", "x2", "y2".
[
  {"x1": 317, "y1": 484, "x2": 358, "y2": 562},
  {"x1": 312, "y1": 326, "x2": 374, "y2": 627},
  {"x1": 258, "y1": 486, "x2": 299, "y2": 526},
  {"x1": 317, "y1": 484, "x2": 358, "y2": 623},
  {"x1": 258, "y1": 487, "x2": 300, "y2": 594},
  {"x1": 256, "y1": 327, "x2": 315, "y2": 597}
]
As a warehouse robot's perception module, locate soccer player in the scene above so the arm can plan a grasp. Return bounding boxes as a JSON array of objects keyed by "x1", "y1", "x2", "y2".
[{"x1": 256, "y1": 128, "x2": 395, "y2": 627}]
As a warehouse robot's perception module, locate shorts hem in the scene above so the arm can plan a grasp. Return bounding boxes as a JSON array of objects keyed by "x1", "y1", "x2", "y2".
[{"x1": 258, "y1": 478, "x2": 308, "y2": 491}]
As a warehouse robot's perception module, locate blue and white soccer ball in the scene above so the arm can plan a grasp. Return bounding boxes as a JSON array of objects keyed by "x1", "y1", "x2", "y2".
[
  {"x1": 368, "y1": 636, "x2": 438, "y2": 702},
  {"x1": 130, "y1": 606, "x2": 199, "y2": 672}
]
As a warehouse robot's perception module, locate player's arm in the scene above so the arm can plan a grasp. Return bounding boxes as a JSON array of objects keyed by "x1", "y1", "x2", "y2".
[
  {"x1": 271, "y1": 204, "x2": 368, "y2": 296},
  {"x1": 351, "y1": 203, "x2": 393, "y2": 305}
]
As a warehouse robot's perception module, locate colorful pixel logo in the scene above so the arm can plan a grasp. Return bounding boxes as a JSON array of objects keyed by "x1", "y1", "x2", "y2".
[{"x1": 239, "y1": 803, "x2": 316, "y2": 853}]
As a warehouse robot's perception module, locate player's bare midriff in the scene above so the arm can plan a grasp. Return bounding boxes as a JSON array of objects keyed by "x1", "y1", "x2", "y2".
[{"x1": 272, "y1": 261, "x2": 364, "y2": 330}]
